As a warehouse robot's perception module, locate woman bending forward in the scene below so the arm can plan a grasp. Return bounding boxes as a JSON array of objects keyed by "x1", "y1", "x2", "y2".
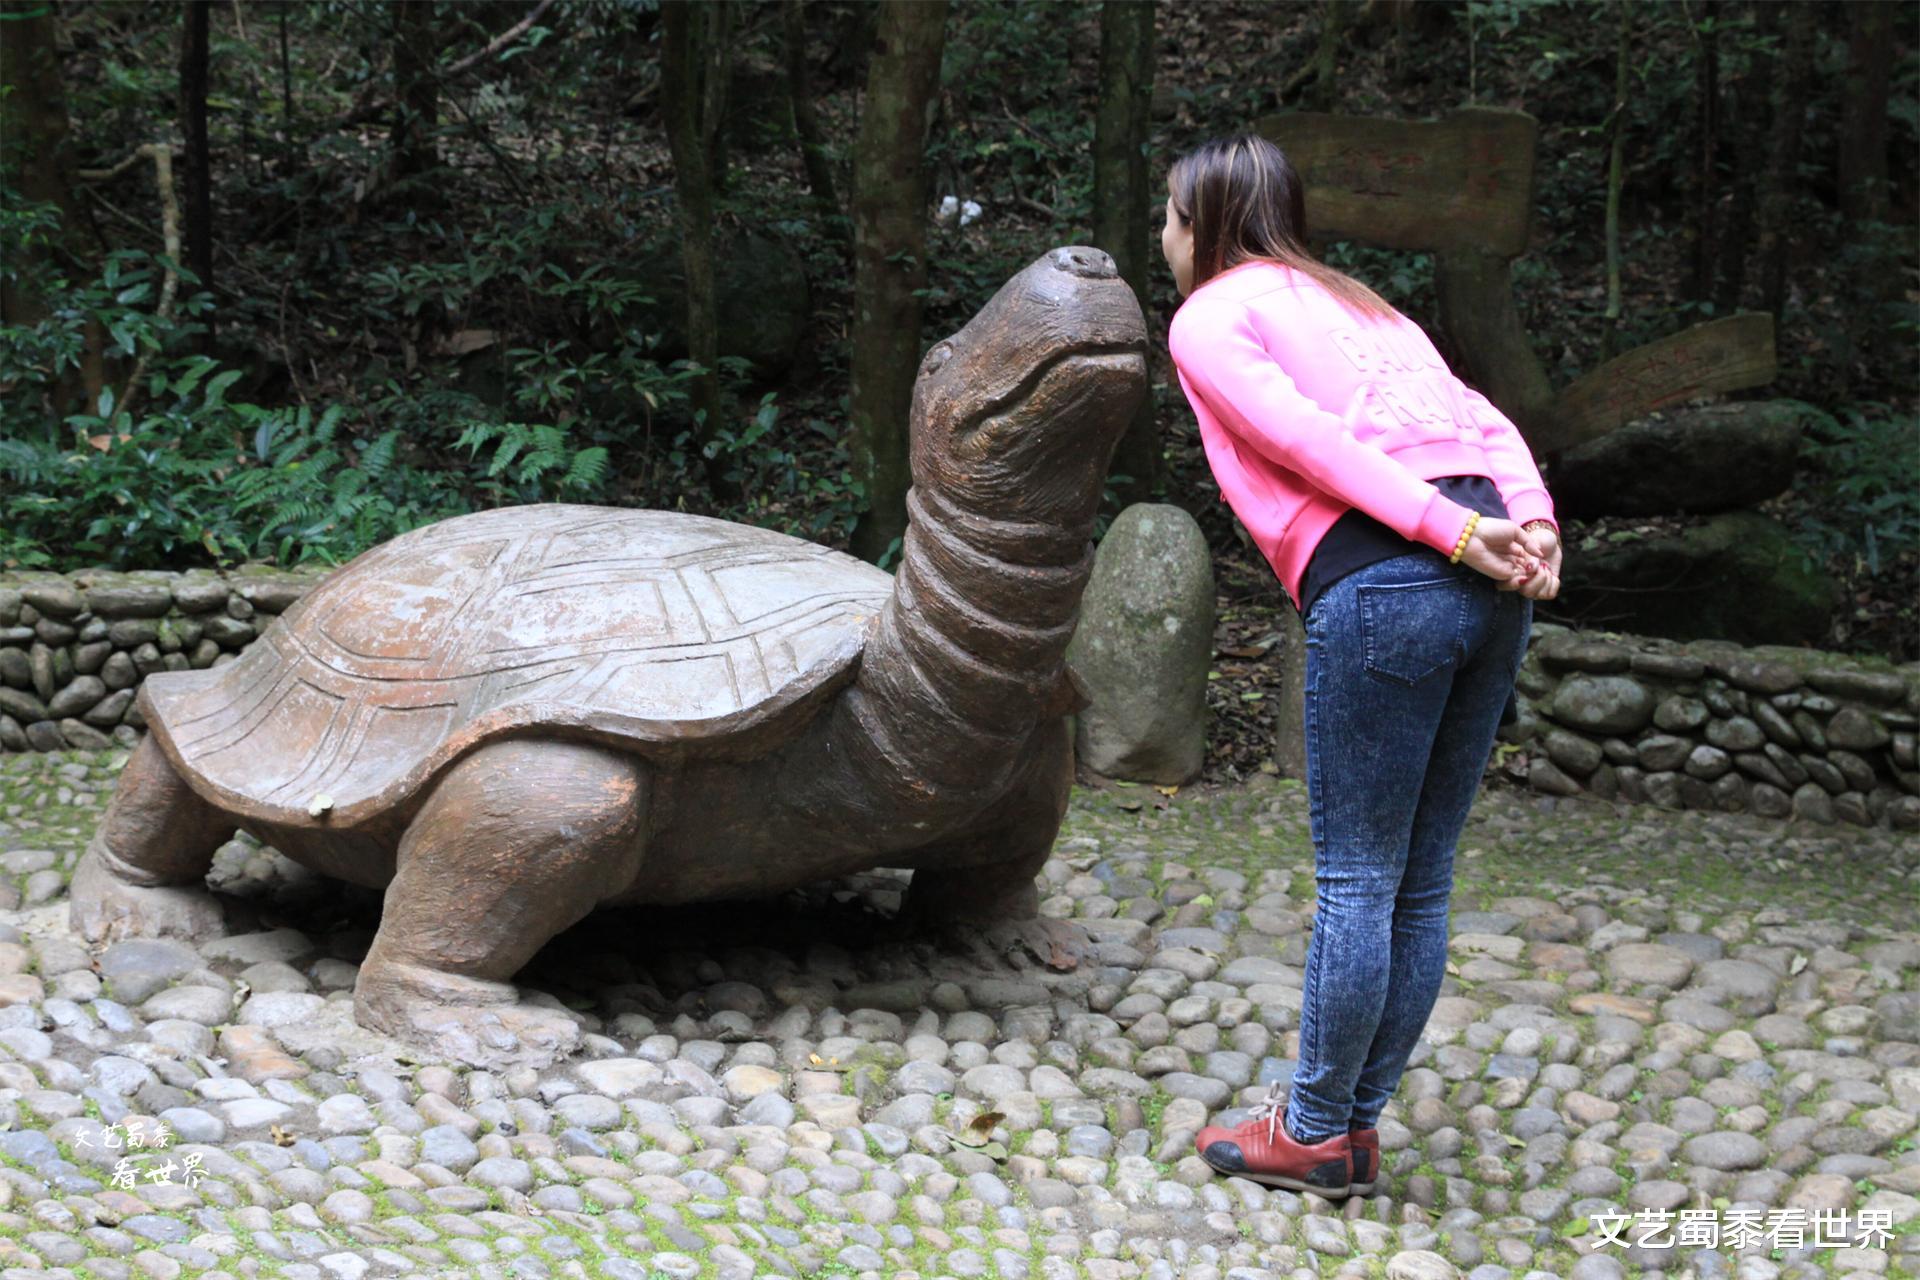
[{"x1": 1161, "y1": 133, "x2": 1563, "y2": 1199}]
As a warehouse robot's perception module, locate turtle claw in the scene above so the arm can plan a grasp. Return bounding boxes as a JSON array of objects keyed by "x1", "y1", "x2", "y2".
[
  {"x1": 355, "y1": 961, "x2": 582, "y2": 1071},
  {"x1": 983, "y1": 917, "x2": 1090, "y2": 972},
  {"x1": 918, "y1": 914, "x2": 1090, "y2": 973},
  {"x1": 398, "y1": 1004, "x2": 583, "y2": 1072},
  {"x1": 69, "y1": 843, "x2": 226, "y2": 945}
]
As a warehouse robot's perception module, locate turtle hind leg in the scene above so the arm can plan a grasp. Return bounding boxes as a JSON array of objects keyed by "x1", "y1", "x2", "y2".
[
  {"x1": 353, "y1": 738, "x2": 647, "y2": 1072},
  {"x1": 898, "y1": 719, "x2": 1091, "y2": 972},
  {"x1": 71, "y1": 734, "x2": 234, "y2": 944}
]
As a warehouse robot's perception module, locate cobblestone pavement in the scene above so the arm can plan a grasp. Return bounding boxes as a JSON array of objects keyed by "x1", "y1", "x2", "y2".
[{"x1": 1, "y1": 748, "x2": 1917, "y2": 1280}]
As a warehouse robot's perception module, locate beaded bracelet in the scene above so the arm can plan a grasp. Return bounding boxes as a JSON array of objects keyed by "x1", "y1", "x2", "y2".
[{"x1": 1449, "y1": 512, "x2": 1480, "y2": 564}]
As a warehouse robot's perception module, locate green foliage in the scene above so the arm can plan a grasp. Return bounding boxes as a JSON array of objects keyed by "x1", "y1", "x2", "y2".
[
  {"x1": 1320, "y1": 242, "x2": 1436, "y2": 320},
  {"x1": 0, "y1": 349, "x2": 467, "y2": 570},
  {"x1": 0, "y1": 168, "x2": 735, "y2": 570},
  {"x1": 5, "y1": 0, "x2": 1911, "y2": 665},
  {"x1": 0, "y1": 195, "x2": 445, "y2": 568},
  {"x1": 0, "y1": 238, "x2": 208, "y2": 397},
  {"x1": 1786, "y1": 402, "x2": 1920, "y2": 577},
  {"x1": 920, "y1": 2, "x2": 1100, "y2": 335},
  {"x1": 938, "y1": 1, "x2": 1096, "y2": 218},
  {"x1": 1461, "y1": 0, "x2": 1587, "y2": 94},
  {"x1": 1811, "y1": 215, "x2": 1920, "y2": 393},
  {"x1": 687, "y1": 393, "x2": 871, "y2": 546},
  {"x1": 341, "y1": 203, "x2": 724, "y2": 512},
  {"x1": 453, "y1": 419, "x2": 610, "y2": 504}
]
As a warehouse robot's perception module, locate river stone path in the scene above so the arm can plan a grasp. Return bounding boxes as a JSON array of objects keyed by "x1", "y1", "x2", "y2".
[{"x1": 0, "y1": 748, "x2": 1916, "y2": 1280}]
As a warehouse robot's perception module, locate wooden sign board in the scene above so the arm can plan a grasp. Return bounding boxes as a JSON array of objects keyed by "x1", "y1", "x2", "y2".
[
  {"x1": 1254, "y1": 107, "x2": 1537, "y2": 259},
  {"x1": 1545, "y1": 313, "x2": 1779, "y2": 454}
]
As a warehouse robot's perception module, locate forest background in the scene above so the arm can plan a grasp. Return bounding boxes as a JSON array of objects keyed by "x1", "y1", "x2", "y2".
[{"x1": 2, "y1": 0, "x2": 1915, "y2": 779}]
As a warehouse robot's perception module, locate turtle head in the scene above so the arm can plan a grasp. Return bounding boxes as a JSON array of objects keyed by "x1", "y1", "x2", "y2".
[{"x1": 910, "y1": 246, "x2": 1148, "y2": 533}]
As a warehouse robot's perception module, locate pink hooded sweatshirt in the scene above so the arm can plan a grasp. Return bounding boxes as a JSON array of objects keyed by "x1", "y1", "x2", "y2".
[{"x1": 1168, "y1": 259, "x2": 1557, "y2": 610}]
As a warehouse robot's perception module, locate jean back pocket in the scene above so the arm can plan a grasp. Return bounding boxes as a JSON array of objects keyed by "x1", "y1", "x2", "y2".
[{"x1": 1357, "y1": 578, "x2": 1466, "y2": 686}]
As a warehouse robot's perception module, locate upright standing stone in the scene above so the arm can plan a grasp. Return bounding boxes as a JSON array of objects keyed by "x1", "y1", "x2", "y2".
[{"x1": 1066, "y1": 504, "x2": 1214, "y2": 785}]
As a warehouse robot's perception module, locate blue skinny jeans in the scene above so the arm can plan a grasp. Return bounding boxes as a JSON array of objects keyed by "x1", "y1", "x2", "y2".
[{"x1": 1286, "y1": 550, "x2": 1532, "y2": 1143}]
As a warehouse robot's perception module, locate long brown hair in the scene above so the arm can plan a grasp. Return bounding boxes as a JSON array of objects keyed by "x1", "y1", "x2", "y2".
[{"x1": 1167, "y1": 133, "x2": 1394, "y2": 319}]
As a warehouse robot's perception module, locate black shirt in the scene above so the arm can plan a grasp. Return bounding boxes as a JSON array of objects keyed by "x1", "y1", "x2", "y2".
[
  {"x1": 1299, "y1": 475, "x2": 1510, "y2": 619},
  {"x1": 1300, "y1": 474, "x2": 1520, "y2": 724}
]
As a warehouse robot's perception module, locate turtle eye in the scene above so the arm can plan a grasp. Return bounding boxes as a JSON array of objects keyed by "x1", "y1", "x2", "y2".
[{"x1": 921, "y1": 343, "x2": 954, "y2": 377}]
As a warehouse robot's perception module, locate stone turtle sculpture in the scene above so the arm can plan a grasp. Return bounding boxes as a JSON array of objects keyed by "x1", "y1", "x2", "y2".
[{"x1": 71, "y1": 246, "x2": 1149, "y2": 1068}]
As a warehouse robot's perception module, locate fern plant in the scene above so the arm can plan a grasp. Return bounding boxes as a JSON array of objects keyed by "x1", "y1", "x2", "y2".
[{"x1": 453, "y1": 419, "x2": 611, "y2": 504}]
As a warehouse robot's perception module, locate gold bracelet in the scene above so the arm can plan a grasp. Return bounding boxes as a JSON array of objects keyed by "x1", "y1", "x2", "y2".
[
  {"x1": 1521, "y1": 519, "x2": 1557, "y2": 535},
  {"x1": 1449, "y1": 511, "x2": 1480, "y2": 564},
  {"x1": 1449, "y1": 516, "x2": 1473, "y2": 563}
]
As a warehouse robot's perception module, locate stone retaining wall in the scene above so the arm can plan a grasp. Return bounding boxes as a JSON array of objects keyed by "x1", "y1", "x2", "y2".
[
  {"x1": 1508, "y1": 624, "x2": 1920, "y2": 831},
  {"x1": 0, "y1": 567, "x2": 326, "y2": 752},
  {"x1": 5, "y1": 567, "x2": 1918, "y2": 831}
]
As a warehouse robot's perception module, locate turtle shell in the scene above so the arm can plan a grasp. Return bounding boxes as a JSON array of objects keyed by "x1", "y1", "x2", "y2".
[{"x1": 141, "y1": 505, "x2": 892, "y2": 829}]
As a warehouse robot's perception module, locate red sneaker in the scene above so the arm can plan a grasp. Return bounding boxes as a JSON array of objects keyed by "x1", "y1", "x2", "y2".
[
  {"x1": 1347, "y1": 1124, "x2": 1379, "y2": 1194},
  {"x1": 1194, "y1": 1083, "x2": 1352, "y2": 1196}
]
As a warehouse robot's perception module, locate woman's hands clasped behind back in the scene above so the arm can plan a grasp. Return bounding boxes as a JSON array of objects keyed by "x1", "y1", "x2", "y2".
[
  {"x1": 1458, "y1": 517, "x2": 1562, "y2": 601},
  {"x1": 1513, "y1": 522, "x2": 1562, "y2": 601}
]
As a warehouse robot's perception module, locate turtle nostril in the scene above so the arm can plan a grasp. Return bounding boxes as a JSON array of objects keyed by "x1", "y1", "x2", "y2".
[{"x1": 1051, "y1": 247, "x2": 1117, "y2": 279}]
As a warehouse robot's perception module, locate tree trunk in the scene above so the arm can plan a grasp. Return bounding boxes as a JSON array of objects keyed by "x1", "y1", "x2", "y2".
[
  {"x1": 1686, "y1": 0, "x2": 1719, "y2": 300},
  {"x1": 661, "y1": 0, "x2": 733, "y2": 496},
  {"x1": 0, "y1": 0, "x2": 106, "y2": 417},
  {"x1": 1093, "y1": 0, "x2": 1157, "y2": 504},
  {"x1": 1434, "y1": 249, "x2": 1555, "y2": 449},
  {"x1": 0, "y1": 0, "x2": 80, "y2": 328},
  {"x1": 1282, "y1": 0, "x2": 1359, "y2": 110},
  {"x1": 1711, "y1": 2, "x2": 1775, "y2": 315},
  {"x1": 1838, "y1": 0, "x2": 1893, "y2": 225},
  {"x1": 1599, "y1": 1, "x2": 1629, "y2": 362},
  {"x1": 180, "y1": 0, "x2": 214, "y2": 342},
  {"x1": 782, "y1": 0, "x2": 842, "y2": 232},
  {"x1": 701, "y1": 0, "x2": 733, "y2": 197},
  {"x1": 391, "y1": 0, "x2": 439, "y2": 180},
  {"x1": 847, "y1": 0, "x2": 948, "y2": 565},
  {"x1": 280, "y1": 2, "x2": 294, "y2": 126},
  {"x1": 1753, "y1": 0, "x2": 1816, "y2": 320}
]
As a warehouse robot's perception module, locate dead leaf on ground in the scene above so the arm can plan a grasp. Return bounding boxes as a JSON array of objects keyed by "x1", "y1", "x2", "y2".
[{"x1": 432, "y1": 328, "x2": 497, "y2": 357}]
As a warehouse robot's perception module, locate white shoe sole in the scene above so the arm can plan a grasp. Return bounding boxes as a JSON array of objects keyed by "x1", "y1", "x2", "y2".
[{"x1": 1212, "y1": 1165, "x2": 1355, "y2": 1197}]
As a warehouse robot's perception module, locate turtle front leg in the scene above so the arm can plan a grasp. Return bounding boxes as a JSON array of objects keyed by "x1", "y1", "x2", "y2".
[
  {"x1": 899, "y1": 718, "x2": 1090, "y2": 971},
  {"x1": 71, "y1": 735, "x2": 233, "y2": 944},
  {"x1": 353, "y1": 738, "x2": 647, "y2": 1071}
]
